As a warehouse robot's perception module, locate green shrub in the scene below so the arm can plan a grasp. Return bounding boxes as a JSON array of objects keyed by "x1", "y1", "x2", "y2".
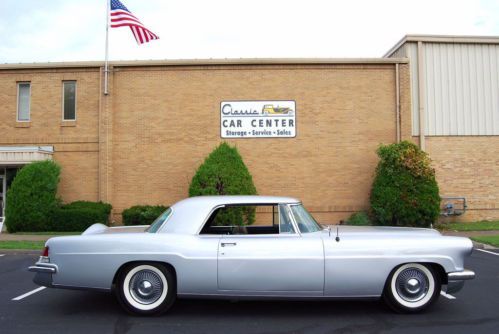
[
  {"x1": 62, "y1": 201, "x2": 112, "y2": 216},
  {"x1": 370, "y1": 141, "x2": 440, "y2": 227},
  {"x1": 346, "y1": 212, "x2": 371, "y2": 226},
  {"x1": 122, "y1": 205, "x2": 169, "y2": 226},
  {"x1": 5, "y1": 160, "x2": 61, "y2": 232},
  {"x1": 50, "y1": 208, "x2": 107, "y2": 232},
  {"x1": 47, "y1": 201, "x2": 113, "y2": 232},
  {"x1": 188, "y1": 142, "x2": 257, "y2": 226}
]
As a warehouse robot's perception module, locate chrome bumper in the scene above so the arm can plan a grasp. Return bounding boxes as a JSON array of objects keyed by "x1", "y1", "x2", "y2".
[
  {"x1": 446, "y1": 269, "x2": 475, "y2": 294},
  {"x1": 28, "y1": 263, "x2": 58, "y2": 274},
  {"x1": 29, "y1": 262, "x2": 57, "y2": 287},
  {"x1": 448, "y1": 269, "x2": 475, "y2": 281}
]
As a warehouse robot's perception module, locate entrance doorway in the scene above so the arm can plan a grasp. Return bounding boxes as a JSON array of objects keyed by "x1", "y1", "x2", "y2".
[
  {"x1": 0, "y1": 167, "x2": 21, "y2": 226},
  {"x1": 0, "y1": 174, "x2": 4, "y2": 224}
]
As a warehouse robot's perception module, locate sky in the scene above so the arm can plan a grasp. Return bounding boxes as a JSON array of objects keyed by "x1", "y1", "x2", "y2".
[{"x1": 0, "y1": 0, "x2": 498, "y2": 63}]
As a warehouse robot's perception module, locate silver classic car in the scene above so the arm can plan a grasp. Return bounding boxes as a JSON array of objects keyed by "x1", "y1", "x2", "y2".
[{"x1": 29, "y1": 196, "x2": 475, "y2": 315}]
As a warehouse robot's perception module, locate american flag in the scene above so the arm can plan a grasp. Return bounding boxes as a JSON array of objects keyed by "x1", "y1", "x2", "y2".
[{"x1": 110, "y1": 0, "x2": 159, "y2": 45}]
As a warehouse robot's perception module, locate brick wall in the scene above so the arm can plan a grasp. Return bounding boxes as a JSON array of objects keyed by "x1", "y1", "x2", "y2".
[
  {"x1": 0, "y1": 68, "x2": 100, "y2": 203},
  {"x1": 5, "y1": 62, "x2": 496, "y2": 225},
  {"x1": 425, "y1": 137, "x2": 499, "y2": 222},
  {"x1": 107, "y1": 63, "x2": 410, "y2": 223}
]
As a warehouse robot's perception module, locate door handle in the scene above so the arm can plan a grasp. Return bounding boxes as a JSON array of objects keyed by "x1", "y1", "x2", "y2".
[{"x1": 221, "y1": 242, "x2": 237, "y2": 247}]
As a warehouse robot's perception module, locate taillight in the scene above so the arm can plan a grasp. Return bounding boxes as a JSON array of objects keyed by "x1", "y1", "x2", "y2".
[{"x1": 42, "y1": 246, "x2": 49, "y2": 257}]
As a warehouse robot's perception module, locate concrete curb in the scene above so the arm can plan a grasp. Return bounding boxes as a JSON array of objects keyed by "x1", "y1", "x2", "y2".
[
  {"x1": 472, "y1": 241, "x2": 498, "y2": 250},
  {"x1": 0, "y1": 249, "x2": 41, "y2": 255}
]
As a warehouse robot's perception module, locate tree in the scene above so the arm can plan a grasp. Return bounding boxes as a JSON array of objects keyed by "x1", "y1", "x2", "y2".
[
  {"x1": 189, "y1": 142, "x2": 257, "y2": 225},
  {"x1": 5, "y1": 160, "x2": 61, "y2": 232},
  {"x1": 370, "y1": 141, "x2": 440, "y2": 227}
]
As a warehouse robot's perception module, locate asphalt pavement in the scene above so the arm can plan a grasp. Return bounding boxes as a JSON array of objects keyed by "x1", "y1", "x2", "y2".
[{"x1": 0, "y1": 249, "x2": 498, "y2": 334}]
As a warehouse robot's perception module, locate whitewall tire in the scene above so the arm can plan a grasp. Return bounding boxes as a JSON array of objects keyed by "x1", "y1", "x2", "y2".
[
  {"x1": 116, "y1": 263, "x2": 176, "y2": 315},
  {"x1": 383, "y1": 263, "x2": 440, "y2": 313}
]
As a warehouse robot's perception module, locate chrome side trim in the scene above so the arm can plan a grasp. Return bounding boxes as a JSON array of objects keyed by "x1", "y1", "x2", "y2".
[{"x1": 448, "y1": 269, "x2": 475, "y2": 280}]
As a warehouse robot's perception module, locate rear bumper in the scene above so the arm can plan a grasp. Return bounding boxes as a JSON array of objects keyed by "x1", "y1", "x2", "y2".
[
  {"x1": 28, "y1": 262, "x2": 57, "y2": 288},
  {"x1": 28, "y1": 264, "x2": 57, "y2": 274},
  {"x1": 446, "y1": 269, "x2": 475, "y2": 294}
]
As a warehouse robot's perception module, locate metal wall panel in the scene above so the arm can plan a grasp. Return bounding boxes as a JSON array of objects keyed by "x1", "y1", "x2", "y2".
[
  {"x1": 406, "y1": 43, "x2": 420, "y2": 135},
  {"x1": 389, "y1": 41, "x2": 499, "y2": 136},
  {"x1": 424, "y1": 43, "x2": 499, "y2": 135}
]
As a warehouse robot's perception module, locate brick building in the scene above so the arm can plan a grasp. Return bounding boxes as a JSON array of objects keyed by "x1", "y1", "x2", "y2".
[{"x1": 0, "y1": 35, "x2": 498, "y2": 225}]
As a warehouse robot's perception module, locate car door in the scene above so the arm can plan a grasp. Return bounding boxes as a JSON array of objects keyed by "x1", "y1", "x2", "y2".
[{"x1": 217, "y1": 205, "x2": 324, "y2": 295}]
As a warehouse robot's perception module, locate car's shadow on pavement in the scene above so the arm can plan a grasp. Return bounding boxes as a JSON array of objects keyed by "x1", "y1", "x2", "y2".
[
  {"x1": 52, "y1": 290, "x2": 389, "y2": 318},
  {"x1": 172, "y1": 299, "x2": 388, "y2": 317}
]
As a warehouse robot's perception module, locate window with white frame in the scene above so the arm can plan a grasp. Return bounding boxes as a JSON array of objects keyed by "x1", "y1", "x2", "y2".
[
  {"x1": 17, "y1": 82, "x2": 31, "y2": 121},
  {"x1": 62, "y1": 81, "x2": 76, "y2": 120}
]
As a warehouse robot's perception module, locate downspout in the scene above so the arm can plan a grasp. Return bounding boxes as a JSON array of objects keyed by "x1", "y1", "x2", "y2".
[
  {"x1": 395, "y1": 63, "x2": 401, "y2": 142},
  {"x1": 417, "y1": 41, "x2": 426, "y2": 150},
  {"x1": 98, "y1": 65, "x2": 102, "y2": 201}
]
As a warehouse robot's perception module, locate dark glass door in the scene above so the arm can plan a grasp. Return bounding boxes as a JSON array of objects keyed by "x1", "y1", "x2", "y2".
[{"x1": 0, "y1": 174, "x2": 4, "y2": 220}]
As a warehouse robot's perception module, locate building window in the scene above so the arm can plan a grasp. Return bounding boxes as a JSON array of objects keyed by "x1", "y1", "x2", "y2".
[
  {"x1": 62, "y1": 81, "x2": 76, "y2": 120},
  {"x1": 17, "y1": 82, "x2": 31, "y2": 121}
]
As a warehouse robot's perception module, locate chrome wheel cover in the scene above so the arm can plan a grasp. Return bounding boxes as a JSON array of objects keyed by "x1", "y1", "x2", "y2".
[
  {"x1": 395, "y1": 267, "x2": 430, "y2": 302},
  {"x1": 129, "y1": 269, "x2": 164, "y2": 305}
]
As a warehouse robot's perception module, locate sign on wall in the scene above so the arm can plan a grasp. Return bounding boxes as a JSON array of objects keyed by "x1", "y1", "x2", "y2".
[{"x1": 220, "y1": 101, "x2": 296, "y2": 138}]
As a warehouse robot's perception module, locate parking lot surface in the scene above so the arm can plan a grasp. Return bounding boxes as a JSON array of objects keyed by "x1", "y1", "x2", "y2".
[{"x1": 0, "y1": 249, "x2": 498, "y2": 334}]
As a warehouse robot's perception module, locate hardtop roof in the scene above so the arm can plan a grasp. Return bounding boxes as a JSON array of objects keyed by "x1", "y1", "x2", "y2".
[{"x1": 161, "y1": 195, "x2": 300, "y2": 234}]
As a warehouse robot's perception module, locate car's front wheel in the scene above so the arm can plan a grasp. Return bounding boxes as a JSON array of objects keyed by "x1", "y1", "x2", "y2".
[
  {"x1": 115, "y1": 263, "x2": 176, "y2": 315},
  {"x1": 383, "y1": 263, "x2": 440, "y2": 313}
]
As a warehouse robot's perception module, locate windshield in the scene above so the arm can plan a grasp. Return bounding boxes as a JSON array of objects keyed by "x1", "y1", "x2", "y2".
[
  {"x1": 146, "y1": 208, "x2": 172, "y2": 233},
  {"x1": 290, "y1": 204, "x2": 322, "y2": 233}
]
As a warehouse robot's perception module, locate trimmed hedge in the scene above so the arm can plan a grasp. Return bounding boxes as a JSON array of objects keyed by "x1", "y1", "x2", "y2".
[
  {"x1": 50, "y1": 208, "x2": 108, "y2": 232},
  {"x1": 48, "y1": 201, "x2": 113, "y2": 232},
  {"x1": 346, "y1": 212, "x2": 372, "y2": 226},
  {"x1": 4, "y1": 160, "x2": 112, "y2": 232},
  {"x1": 61, "y1": 201, "x2": 112, "y2": 216},
  {"x1": 122, "y1": 205, "x2": 169, "y2": 226},
  {"x1": 189, "y1": 142, "x2": 257, "y2": 226},
  {"x1": 370, "y1": 141, "x2": 440, "y2": 227},
  {"x1": 5, "y1": 161, "x2": 61, "y2": 233}
]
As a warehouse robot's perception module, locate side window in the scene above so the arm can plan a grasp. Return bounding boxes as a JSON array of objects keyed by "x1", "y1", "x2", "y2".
[
  {"x1": 279, "y1": 204, "x2": 295, "y2": 234},
  {"x1": 200, "y1": 204, "x2": 295, "y2": 235},
  {"x1": 17, "y1": 82, "x2": 31, "y2": 121},
  {"x1": 62, "y1": 81, "x2": 76, "y2": 120}
]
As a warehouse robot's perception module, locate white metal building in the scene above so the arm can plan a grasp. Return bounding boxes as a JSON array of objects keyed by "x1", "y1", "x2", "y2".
[{"x1": 384, "y1": 35, "x2": 499, "y2": 150}]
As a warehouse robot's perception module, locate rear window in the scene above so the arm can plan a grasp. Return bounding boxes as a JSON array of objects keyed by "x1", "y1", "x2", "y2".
[{"x1": 146, "y1": 208, "x2": 172, "y2": 233}]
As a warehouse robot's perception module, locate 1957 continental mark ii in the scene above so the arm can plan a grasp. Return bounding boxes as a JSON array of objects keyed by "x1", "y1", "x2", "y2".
[{"x1": 29, "y1": 196, "x2": 475, "y2": 315}]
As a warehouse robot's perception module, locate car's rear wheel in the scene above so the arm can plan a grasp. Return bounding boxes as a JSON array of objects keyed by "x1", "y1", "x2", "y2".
[
  {"x1": 115, "y1": 263, "x2": 176, "y2": 315},
  {"x1": 383, "y1": 263, "x2": 440, "y2": 313}
]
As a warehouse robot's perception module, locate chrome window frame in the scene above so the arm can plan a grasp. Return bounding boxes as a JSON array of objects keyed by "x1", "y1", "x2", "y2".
[
  {"x1": 288, "y1": 203, "x2": 322, "y2": 234},
  {"x1": 197, "y1": 203, "x2": 300, "y2": 237},
  {"x1": 153, "y1": 207, "x2": 174, "y2": 233}
]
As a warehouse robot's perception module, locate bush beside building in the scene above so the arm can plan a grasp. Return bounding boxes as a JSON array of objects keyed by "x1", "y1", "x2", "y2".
[
  {"x1": 5, "y1": 161, "x2": 112, "y2": 232},
  {"x1": 370, "y1": 141, "x2": 440, "y2": 227}
]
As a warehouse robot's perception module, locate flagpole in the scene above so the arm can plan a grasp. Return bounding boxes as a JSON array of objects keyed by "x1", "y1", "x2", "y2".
[{"x1": 104, "y1": 0, "x2": 109, "y2": 95}]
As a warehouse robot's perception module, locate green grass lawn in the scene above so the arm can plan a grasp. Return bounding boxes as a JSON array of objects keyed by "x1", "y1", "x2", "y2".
[
  {"x1": 0, "y1": 241, "x2": 46, "y2": 250},
  {"x1": 437, "y1": 221, "x2": 499, "y2": 231},
  {"x1": 471, "y1": 235, "x2": 499, "y2": 248}
]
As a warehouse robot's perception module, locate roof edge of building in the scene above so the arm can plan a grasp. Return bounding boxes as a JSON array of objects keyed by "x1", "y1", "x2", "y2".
[
  {"x1": 0, "y1": 57, "x2": 408, "y2": 70},
  {"x1": 384, "y1": 34, "x2": 499, "y2": 58}
]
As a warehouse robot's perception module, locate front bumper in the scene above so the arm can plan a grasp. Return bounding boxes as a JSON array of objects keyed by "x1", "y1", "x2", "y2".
[
  {"x1": 28, "y1": 261, "x2": 57, "y2": 287},
  {"x1": 446, "y1": 269, "x2": 475, "y2": 294}
]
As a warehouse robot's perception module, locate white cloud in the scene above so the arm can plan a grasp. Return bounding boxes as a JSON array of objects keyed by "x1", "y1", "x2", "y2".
[{"x1": 0, "y1": 0, "x2": 498, "y2": 63}]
